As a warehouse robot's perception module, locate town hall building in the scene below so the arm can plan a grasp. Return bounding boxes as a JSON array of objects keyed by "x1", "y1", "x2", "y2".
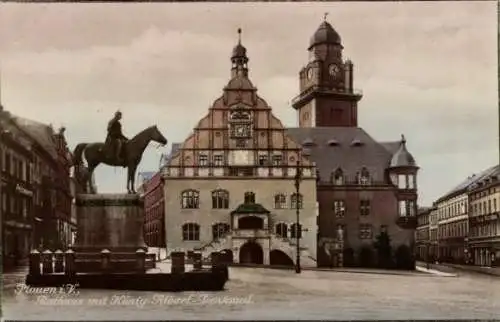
[
  {"x1": 162, "y1": 19, "x2": 420, "y2": 268},
  {"x1": 162, "y1": 29, "x2": 318, "y2": 267}
]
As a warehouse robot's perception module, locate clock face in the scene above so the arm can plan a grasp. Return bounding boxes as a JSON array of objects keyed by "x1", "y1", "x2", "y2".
[
  {"x1": 306, "y1": 68, "x2": 313, "y2": 80},
  {"x1": 329, "y1": 64, "x2": 340, "y2": 77}
]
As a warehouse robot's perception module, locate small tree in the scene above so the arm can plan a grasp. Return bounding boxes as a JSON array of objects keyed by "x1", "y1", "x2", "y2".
[
  {"x1": 343, "y1": 247, "x2": 355, "y2": 267},
  {"x1": 395, "y1": 244, "x2": 415, "y2": 270},
  {"x1": 373, "y1": 231, "x2": 393, "y2": 269},
  {"x1": 359, "y1": 246, "x2": 374, "y2": 267}
]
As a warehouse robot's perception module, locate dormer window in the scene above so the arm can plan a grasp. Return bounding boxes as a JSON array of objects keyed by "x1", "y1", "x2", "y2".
[
  {"x1": 332, "y1": 168, "x2": 344, "y2": 185},
  {"x1": 327, "y1": 139, "x2": 339, "y2": 146},
  {"x1": 357, "y1": 167, "x2": 370, "y2": 185},
  {"x1": 302, "y1": 138, "x2": 315, "y2": 147},
  {"x1": 351, "y1": 139, "x2": 363, "y2": 146}
]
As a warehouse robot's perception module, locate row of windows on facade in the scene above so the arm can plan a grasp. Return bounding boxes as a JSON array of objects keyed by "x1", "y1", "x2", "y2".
[
  {"x1": 470, "y1": 187, "x2": 499, "y2": 201},
  {"x1": 2, "y1": 145, "x2": 57, "y2": 183},
  {"x1": 418, "y1": 213, "x2": 429, "y2": 226},
  {"x1": 1, "y1": 192, "x2": 30, "y2": 219},
  {"x1": 416, "y1": 229, "x2": 429, "y2": 241},
  {"x1": 180, "y1": 222, "x2": 378, "y2": 241},
  {"x1": 469, "y1": 221, "x2": 499, "y2": 238},
  {"x1": 438, "y1": 201, "x2": 468, "y2": 221},
  {"x1": 2, "y1": 149, "x2": 31, "y2": 182},
  {"x1": 471, "y1": 198, "x2": 498, "y2": 217},
  {"x1": 332, "y1": 199, "x2": 416, "y2": 217},
  {"x1": 180, "y1": 189, "x2": 304, "y2": 209},
  {"x1": 181, "y1": 222, "x2": 306, "y2": 241},
  {"x1": 437, "y1": 221, "x2": 468, "y2": 239}
]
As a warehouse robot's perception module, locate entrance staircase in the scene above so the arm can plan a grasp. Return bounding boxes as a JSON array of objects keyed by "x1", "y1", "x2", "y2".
[{"x1": 195, "y1": 231, "x2": 317, "y2": 267}]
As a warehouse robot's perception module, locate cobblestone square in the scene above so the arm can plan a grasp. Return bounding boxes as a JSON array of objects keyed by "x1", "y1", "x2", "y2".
[{"x1": 3, "y1": 266, "x2": 500, "y2": 320}]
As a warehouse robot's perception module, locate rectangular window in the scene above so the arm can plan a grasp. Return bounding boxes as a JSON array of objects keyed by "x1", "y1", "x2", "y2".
[
  {"x1": 272, "y1": 155, "x2": 282, "y2": 166},
  {"x1": 258, "y1": 154, "x2": 268, "y2": 166},
  {"x1": 198, "y1": 154, "x2": 208, "y2": 166},
  {"x1": 213, "y1": 155, "x2": 224, "y2": 166},
  {"x1": 360, "y1": 199, "x2": 371, "y2": 216},
  {"x1": 494, "y1": 199, "x2": 498, "y2": 212},
  {"x1": 399, "y1": 200, "x2": 407, "y2": 217},
  {"x1": 359, "y1": 224, "x2": 373, "y2": 239},
  {"x1": 333, "y1": 200, "x2": 345, "y2": 218}
]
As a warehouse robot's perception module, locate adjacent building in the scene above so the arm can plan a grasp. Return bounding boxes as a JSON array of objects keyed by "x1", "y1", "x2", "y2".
[
  {"x1": 416, "y1": 207, "x2": 431, "y2": 261},
  {"x1": 1, "y1": 105, "x2": 74, "y2": 269},
  {"x1": 162, "y1": 29, "x2": 318, "y2": 266},
  {"x1": 143, "y1": 171, "x2": 165, "y2": 248},
  {"x1": 428, "y1": 206, "x2": 438, "y2": 262},
  {"x1": 467, "y1": 165, "x2": 500, "y2": 266},
  {"x1": 434, "y1": 181, "x2": 470, "y2": 264},
  {"x1": 286, "y1": 20, "x2": 419, "y2": 268},
  {"x1": 1, "y1": 107, "x2": 35, "y2": 268}
]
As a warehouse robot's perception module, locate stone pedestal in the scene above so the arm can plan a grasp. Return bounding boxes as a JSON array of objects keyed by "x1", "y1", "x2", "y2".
[{"x1": 72, "y1": 194, "x2": 149, "y2": 273}]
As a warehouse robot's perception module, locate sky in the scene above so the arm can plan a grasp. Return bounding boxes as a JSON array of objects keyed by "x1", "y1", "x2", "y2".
[{"x1": 0, "y1": 2, "x2": 497, "y2": 206}]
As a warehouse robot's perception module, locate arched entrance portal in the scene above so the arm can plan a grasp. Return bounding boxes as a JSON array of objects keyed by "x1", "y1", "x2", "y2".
[
  {"x1": 238, "y1": 216, "x2": 264, "y2": 230},
  {"x1": 239, "y1": 242, "x2": 263, "y2": 264},
  {"x1": 269, "y1": 250, "x2": 294, "y2": 267}
]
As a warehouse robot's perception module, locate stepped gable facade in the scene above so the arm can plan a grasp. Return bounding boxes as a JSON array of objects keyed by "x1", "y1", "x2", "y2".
[{"x1": 162, "y1": 29, "x2": 318, "y2": 266}]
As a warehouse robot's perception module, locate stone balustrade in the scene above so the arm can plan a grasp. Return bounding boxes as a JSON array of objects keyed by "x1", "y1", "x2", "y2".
[{"x1": 28, "y1": 248, "x2": 157, "y2": 275}]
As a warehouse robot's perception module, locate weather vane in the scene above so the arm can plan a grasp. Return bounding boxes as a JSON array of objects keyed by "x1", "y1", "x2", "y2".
[
  {"x1": 324, "y1": 12, "x2": 329, "y2": 21},
  {"x1": 237, "y1": 28, "x2": 242, "y2": 43}
]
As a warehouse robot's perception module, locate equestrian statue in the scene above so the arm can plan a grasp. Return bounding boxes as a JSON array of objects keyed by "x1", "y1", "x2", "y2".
[{"x1": 72, "y1": 110, "x2": 168, "y2": 194}]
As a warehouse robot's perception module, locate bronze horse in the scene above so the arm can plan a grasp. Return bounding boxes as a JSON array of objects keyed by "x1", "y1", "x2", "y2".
[{"x1": 73, "y1": 125, "x2": 168, "y2": 194}]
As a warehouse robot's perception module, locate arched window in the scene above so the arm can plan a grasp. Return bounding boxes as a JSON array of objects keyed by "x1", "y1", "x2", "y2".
[
  {"x1": 290, "y1": 193, "x2": 303, "y2": 209},
  {"x1": 357, "y1": 167, "x2": 370, "y2": 185},
  {"x1": 212, "y1": 189, "x2": 229, "y2": 209},
  {"x1": 275, "y1": 223, "x2": 288, "y2": 238},
  {"x1": 212, "y1": 223, "x2": 230, "y2": 240},
  {"x1": 181, "y1": 190, "x2": 199, "y2": 209},
  {"x1": 290, "y1": 223, "x2": 303, "y2": 239},
  {"x1": 274, "y1": 194, "x2": 287, "y2": 209},
  {"x1": 182, "y1": 223, "x2": 200, "y2": 241},
  {"x1": 332, "y1": 168, "x2": 344, "y2": 185}
]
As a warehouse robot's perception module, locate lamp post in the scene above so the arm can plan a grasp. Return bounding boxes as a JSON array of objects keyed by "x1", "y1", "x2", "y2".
[
  {"x1": 294, "y1": 160, "x2": 302, "y2": 274},
  {"x1": 426, "y1": 241, "x2": 430, "y2": 270}
]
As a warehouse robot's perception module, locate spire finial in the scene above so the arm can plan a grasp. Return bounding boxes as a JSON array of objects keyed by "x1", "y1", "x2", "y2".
[
  {"x1": 401, "y1": 134, "x2": 406, "y2": 144},
  {"x1": 324, "y1": 12, "x2": 329, "y2": 21},
  {"x1": 237, "y1": 28, "x2": 242, "y2": 44}
]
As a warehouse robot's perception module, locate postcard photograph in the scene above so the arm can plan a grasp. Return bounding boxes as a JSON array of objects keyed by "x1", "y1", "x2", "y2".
[{"x1": 0, "y1": 1, "x2": 499, "y2": 321}]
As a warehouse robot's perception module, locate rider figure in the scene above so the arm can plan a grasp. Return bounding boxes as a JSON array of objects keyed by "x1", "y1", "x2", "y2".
[{"x1": 106, "y1": 110, "x2": 128, "y2": 165}]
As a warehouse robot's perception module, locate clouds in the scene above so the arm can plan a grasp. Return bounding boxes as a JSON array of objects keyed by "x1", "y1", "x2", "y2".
[{"x1": 0, "y1": 2, "x2": 497, "y2": 205}]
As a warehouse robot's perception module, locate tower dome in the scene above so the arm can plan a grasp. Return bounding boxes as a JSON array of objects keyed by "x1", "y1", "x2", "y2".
[
  {"x1": 390, "y1": 135, "x2": 417, "y2": 168},
  {"x1": 309, "y1": 20, "x2": 342, "y2": 50},
  {"x1": 231, "y1": 28, "x2": 247, "y2": 60}
]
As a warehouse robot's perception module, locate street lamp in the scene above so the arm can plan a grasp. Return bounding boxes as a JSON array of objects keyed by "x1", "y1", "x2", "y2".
[
  {"x1": 426, "y1": 241, "x2": 430, "y2": 270},
  {"x1": 294, "y1": 160, "x2": 302, "y2": 274}
]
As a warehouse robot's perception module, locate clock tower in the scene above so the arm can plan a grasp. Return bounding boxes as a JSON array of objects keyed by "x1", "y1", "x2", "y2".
[{"x1": 292, "y1": 18, "x2": 363, "y2": 128}]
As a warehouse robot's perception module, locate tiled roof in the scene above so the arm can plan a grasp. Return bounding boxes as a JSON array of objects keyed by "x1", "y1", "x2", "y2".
[
  {"x1": 436, "y1": 164, "x2": 500, "y2": 202},
  {"x1": 10, "y1": 116, "x2": 58, "y2": 160},
  {"x1": 286, "y1": 127, "x2": 399, "y2": 183}
]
